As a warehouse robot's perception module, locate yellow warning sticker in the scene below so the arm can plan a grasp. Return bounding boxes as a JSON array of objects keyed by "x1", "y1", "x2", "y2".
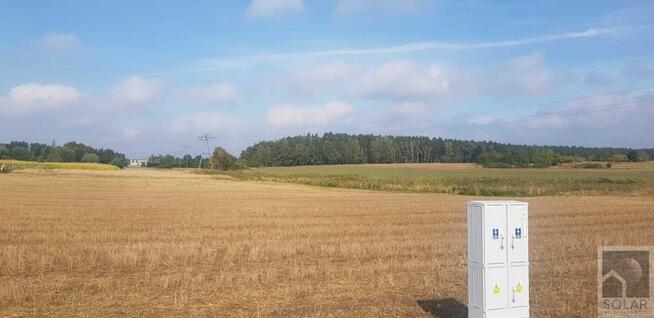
[
  {"x1": 515, "y1": 282, "x2": 523, "y2": 294},
  {"x1": 492, "y1": 283, "x2": 501, "y2": 296}
]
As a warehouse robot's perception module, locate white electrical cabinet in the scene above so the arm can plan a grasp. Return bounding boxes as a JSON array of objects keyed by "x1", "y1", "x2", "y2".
[{"x1": 467, "y1": 201, "x2": 529, "y2": 318}]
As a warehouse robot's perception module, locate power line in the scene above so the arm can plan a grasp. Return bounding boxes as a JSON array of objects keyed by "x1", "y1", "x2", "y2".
[
  {"x1": 413, "y1": 96, "x2": 654, "y2": 133},
  {"x1": 470, "y1": 84, "x2": 654, "y2": 117},
  {"x1": 197, "y1": 134, "x2": 215, "y2": 169},
  {"x1": 380, "y1": 84, "x2": 654, "y2": 133}
]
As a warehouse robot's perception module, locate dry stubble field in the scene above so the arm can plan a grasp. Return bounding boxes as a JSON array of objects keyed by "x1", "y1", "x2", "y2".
[{"x1": 1, "y1": 168, "x2": 653, "y2": 317}]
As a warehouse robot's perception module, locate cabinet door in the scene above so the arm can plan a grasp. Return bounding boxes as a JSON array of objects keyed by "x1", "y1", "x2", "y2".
[
  {"x1": 484, "y1": 204, "x2": 507, "y2": 265},
  {"x1": 507, "y1": 204, "x2": 528, "y2": 264},
  {"x1": 508, "y1": 265, "x2": 529, "y2": 308},
  {"x1": 485, "y1": 266, "x2": 509, "y2": 310}
]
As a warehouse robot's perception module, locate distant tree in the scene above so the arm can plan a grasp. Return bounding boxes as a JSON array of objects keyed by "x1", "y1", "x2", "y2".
[
  {"x1": 81, "y1": 153, "x2": 100, "y2": 163},
  {"x1": 637, "y1": 151, "x2": 650, "y2": 162},
  {"x1": 370, "y1": 137, "x2": 395, "y2": 163},
  {"x1": 626, "y1": 150, "x2": 649, "y2": 162},
  {"x1": 182, "y1": 154, "x2": 193, "y2": 168},
  {"x1": 606, "y1": 154, "x2": 628, "y2": 162},
  {"x1": 8, "y1": 141, "x2": 29, "y2": 151},
  {"x1": 46, "y1": 147, "x2": 76, "y2": 162},
  {"x1": 61, "y1": 148, "x2": 76, "y2": 162},
  {"x1": 0, "y1": 145, "x2": 9, "y2": 159},
  {"x1": 626, "y1": 150, "x2": 639, "y2": 162},
  {"x1": 210, "y1": 147, "x2": 240, "y2": 170},
  {"x1": 110, "y1": 157, "x2": 127, "y2": 168},
  {"x1": 237, "y1": 133, "x2": 654, "y2": 168},
  {"x1": 29, "y1": 143, "x2": 50, "y2": 161},
  {"x1": 46, "y1": 148, "x2": 63, "y2": 162},
  {"x1": 97, "y1": 149, "x2": 116, "y2": 164},
  {"x1": 10, "y1": 146, "x2": 30, "y2": 160},
  {"x1": 1, "y1": 140, "x2": 128, "y2": 168},
  {"x1": 64, "y1": 142, "x2": 96, "y2": 162}
]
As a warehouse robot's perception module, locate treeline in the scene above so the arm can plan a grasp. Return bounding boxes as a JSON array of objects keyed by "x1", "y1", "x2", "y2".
[
  {"x1": 239, "y1": 133, "x2": 652, "y2": 168},
  {"x1": 146, "y1": 154, "x2": 204, "y2": 169},
  {"x1": 0, "y1": 141, "x2": 129, "y2": 167},
  {"x1": 147, "y1": 147, "x2": 244, "y2": 170}
]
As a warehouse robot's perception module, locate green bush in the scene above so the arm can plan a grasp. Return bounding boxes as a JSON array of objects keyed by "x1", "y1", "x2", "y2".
[
  {"x1": 580, "y1": 162, "x2": 606, "y2": 169},
  {"x1": 481, "y1": 162, "x2": 514, "y2": 168},
  {"x1": 210, "y1": 147, "x2": 244, "y2": 170},
  {"x1": 607, "y1": 154, "x2": 627, "y2": 162},
  {"x1": 81, "y1": 153, "x2": 100, "y2": 163},
  {"x1": 110, "y1": 157, "x2": 128, "y2": 168}
]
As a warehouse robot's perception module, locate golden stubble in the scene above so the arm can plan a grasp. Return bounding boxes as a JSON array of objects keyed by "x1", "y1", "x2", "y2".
[{"x1": 0, "y1": 169, "x2": 653, "y2": 317}]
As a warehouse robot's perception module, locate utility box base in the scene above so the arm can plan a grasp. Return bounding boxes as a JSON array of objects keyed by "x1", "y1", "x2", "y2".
[
  {"x1": 467, "y1": 201, "x2": 529, "y2": 318},
  {"x1": 468, "y1": 307, "x2": 529, "y2": 318}
]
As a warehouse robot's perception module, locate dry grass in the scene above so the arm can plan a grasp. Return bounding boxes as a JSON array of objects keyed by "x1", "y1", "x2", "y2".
[
  {"x1": 226, "y1": 161, "x2": 654, "y2": 196},
  {"x1": 0, "y1": 160, "x2": 119, "y2": 171},
  {"x1": 1, "y1": 168, "x2": 653, "y2": 317}
]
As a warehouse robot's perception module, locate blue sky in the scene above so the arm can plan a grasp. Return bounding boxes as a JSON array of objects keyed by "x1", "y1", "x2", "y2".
[{"x1": 1, "y1": 0, "x2": 653, "y2": 157}]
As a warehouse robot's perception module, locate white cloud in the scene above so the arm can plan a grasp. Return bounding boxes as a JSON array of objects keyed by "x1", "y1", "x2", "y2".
[
  {"x1": 246, "y1": 0, "x2": 303, "y2": 17},
  {"x1": 186, "y1": 83, "x2": 237, "y2": 105},
  {"x1": 362, "y1": 101, "x2": 432, "y2": 131},
  {"x1": 9, "y1": 83, "x2": 81, "y2": 105},
  {"x1": 110, "y1": 76, "x2": 166, "y2": 106},
  {"x1": 170, "y1": 112, "x2": 242, "y2": 134},
  {"x1": 195, "y1": 26, "x2": 634, "y2": 70},
  {"x1": 389, "y1": 101, "x2": 429, "y2": 115},
  {"x1": 40, "y1": 33, "x2": 79, "y2": 51},
  {"x1": 336, "y1": 0, "x2": 433, "y2": 14},
  {"x1": 486, "y1": 52, "x2": 576, "y2": 97},
  {"x1": 1, "y1": 82, "x2": 83, "y2": 113},
  {"x1": 352, "y1": 53, "x2": 574, "y2": 103},
  {"x1": 467, "y1": 116, "x2": 496, "y2": 126},
  {"x1": 283, "y1": 62, "x2": 352, "y2": 96},
  {"x1": 353, "y1": 60, "x2": 455, "y2": 101},
  {"x1": 123, "y1": 127, "x2": 141, "y2": 138},
  {"x1": 266, "y1": 101, "x2": 354, "y2": 128}
]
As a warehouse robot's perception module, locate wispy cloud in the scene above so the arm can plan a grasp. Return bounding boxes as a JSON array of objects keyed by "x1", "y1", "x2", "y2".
[
  {"x1": 109, "y1": 76, "x2": 166, "y2": 107},
  {"x1": 348, "y1": 52, "x2": 575, "y2": 102},
  {"x1": 336, "y1": 0, "x2": 433, "y2": 14},
  {"x1": 246, "y1": 0, "x2": 304, "y2": 17},
  {"x1": 39, "y1": 33, "x2": 79, "y2": 52},
  {"x1": 194, "y1": 26, "x2": 640, "y2": 70},
  {"x1": 185, "y1": 83, "x2": 238, "y2": 105},
  {"x1": 266, "y1": 101, "x2": 354, "y2": 128}
]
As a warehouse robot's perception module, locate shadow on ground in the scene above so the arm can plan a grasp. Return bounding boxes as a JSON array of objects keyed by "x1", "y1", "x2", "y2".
[{"x1": 417, "y1": 298, "x2": 468, "y2": 318}]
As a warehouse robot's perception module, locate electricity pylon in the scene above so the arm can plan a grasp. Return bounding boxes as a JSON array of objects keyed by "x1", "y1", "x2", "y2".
[{"x1": 198, "y1": 134, "x2": 215, "y2": 169}]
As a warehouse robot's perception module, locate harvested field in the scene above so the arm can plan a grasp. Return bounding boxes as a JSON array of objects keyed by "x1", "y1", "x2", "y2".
[{"x1": 1, "y1": 168, "x2": 653, "y2": 317}]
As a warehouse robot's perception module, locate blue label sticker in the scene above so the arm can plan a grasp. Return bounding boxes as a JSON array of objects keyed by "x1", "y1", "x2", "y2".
[
  {"x1": 515, "y1": 228, "x2": 522, "y2": 239},
  {"x1": 492, "y1": 228, "x2": 499, "y2": 240}
]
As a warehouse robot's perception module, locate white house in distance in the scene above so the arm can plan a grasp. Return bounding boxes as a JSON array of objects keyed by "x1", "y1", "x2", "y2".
[{"x1": 128, "y1": 159, "x2": 148, "y2": 167}]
